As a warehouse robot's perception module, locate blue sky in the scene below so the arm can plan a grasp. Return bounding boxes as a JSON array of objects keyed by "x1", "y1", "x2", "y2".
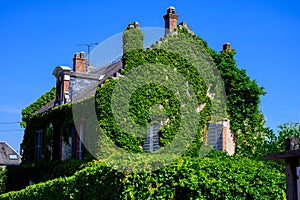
[{"x1": 0, "y1": 0, "x2": 299, "y2": 152}]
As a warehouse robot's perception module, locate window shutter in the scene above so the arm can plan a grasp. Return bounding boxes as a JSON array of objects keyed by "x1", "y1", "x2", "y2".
[
  {"x1": 207, "y1": 124, "x2": 223, "y2": 151},
  {"x1": 142, "y1": 123, "x2": 160, "y2": 153},
  {"x1": 71, "y1": 127, "x2": 77, "y2": 158},
  {"x1": 36, "y1": 130, "x2": 43, "y2": 160}
]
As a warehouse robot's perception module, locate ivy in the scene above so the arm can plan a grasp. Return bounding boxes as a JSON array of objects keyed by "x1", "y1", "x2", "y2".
[
  {"x1": 0, "y1": 168, "x2": 6, "y2": 195},
  {"x1": 21, "y1": 26, "x2": 266, "y2": 161},
  {"x1": 122, "y1": 23, "x2": 144, "y2": 54},
  {"x1": 173, "y1": 27, "x2": 266, "y2": 154},
  {"x1": 13, "y1": 24, "x2": 284, "y2": 199},
  {"x1": 21, "y1": 87, "x2": 56, "y2": 126},
  {"x1": 96, "y1": 48, "x2": 210, "y2": 154},
  {"x1": 216, "y1": 51, "x2": 265, "y2": 133}
]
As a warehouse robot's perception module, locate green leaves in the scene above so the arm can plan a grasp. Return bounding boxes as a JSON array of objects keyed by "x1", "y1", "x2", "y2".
[
  {"x1": 21, "y1": 87, "x2": 56, "y2": 123},
  {"x1": 0, "y1": 155, "x2": 286, "y2": 199},
  {"x1": 123, "y1": 27, "x2": 144, "y2": 54}
]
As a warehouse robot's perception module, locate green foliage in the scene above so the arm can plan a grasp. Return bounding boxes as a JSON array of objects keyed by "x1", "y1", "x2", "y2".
[
  {"x1": 21, "y1": 87, "x2": 56, "y2": 126},
  {"x1": 0, "y1": 155, "x2": 286, "y2": 199},
  {"x1": 22, "y1": 27, "x2": 267, "y2": 162},
  {"x1": 18, "y1": 27, "x2": 272, "y2": 198},
  {"x1": 277, "y1": 122, "x2": 300, "y2": 150},
  {"x1": 260, "y1": 122, "x2": 300, "y2": 154},
  {"x1": 216, "y1": 50, "x2": 265, "y2": 135},
  {"x1": 21, "y1": 103, "x2": 74, "y2": 161},
  {"x1": 0, "y1": 168, "x2": 6, "y2": 195},
  {"x1": 4, "y1": 159, "x2": 87, "y2": 193},
  {"x1": 163, "y1": 27, "x2": 266, "y2": 155},
  {"x1": 96, "y1": 48, "x2": 210, "y2": 155},
  {"x1": 234, "y1": 116, "x2": 269, "y2": 159},
  {"x1": 123, "y1": 23, "x2": 144, "y2": 54}
]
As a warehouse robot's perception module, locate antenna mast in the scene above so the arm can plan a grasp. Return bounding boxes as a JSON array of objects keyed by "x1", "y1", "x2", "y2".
[{"x1": 77, "y1": 42, "x2": 99, "y2": 68}]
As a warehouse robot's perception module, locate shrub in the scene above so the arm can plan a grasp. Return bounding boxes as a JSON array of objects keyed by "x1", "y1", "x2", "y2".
[{"x1": 0, "y1": 154, "x2": 286, "y2": 199}]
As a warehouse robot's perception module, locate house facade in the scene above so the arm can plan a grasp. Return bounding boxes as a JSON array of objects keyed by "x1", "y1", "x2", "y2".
[
  {"x1": 22, "y1": 6, "x2": 235, "y2": 162},
  {"x1": 0, "y1": 142, "x2": 22, "y2": 167}
]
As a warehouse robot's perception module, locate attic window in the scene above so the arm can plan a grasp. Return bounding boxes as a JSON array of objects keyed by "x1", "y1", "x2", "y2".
[{"x1": 9, "y1": 154, "x2": 18, "y2": 160}]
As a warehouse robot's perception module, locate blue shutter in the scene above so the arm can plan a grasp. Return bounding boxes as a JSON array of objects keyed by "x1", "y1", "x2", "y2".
[
  {"x1": 36, "y1": 130, "x2": 42, "y2": 160},
  {"x1": 207, "y1": 124, "x2": 223, "y2": 151}
]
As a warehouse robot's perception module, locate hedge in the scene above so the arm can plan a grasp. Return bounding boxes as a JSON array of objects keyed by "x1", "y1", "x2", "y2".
[
  {"x1": 0, "y1": 153, "x2": 286, "y2": 199},
  {"x1": 3, "y1": 159, "x2": 89, "y2": 193}
]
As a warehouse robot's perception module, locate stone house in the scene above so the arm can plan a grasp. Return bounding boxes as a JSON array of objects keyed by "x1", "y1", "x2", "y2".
[{"x1": 22, "y1": 6, "x2": 235, "y2": 162}]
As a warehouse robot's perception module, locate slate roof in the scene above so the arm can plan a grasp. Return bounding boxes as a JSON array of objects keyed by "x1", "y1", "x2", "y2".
[
  {"x1": 72, "y1": 61, "x2": 123, "y2": 102},
  {"x1": 35, "y1": 60, "x2": 123, "y2": 114},
  {"x1": 35, "y1": 98, "x2": 55, "y2": 114},
  {"x1": 0, "y1": 141, "x2": 22, "y2": 166}
]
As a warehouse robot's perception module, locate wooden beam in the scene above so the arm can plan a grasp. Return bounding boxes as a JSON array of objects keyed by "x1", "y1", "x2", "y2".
[
  {"x1": 263, "y1": 137, "x2": 300, "y2": 200},
  {"x1": 263, "y1": 150, "x2": 300, "y2": 161},
  {"x1": 286, "y1": 158, "x2": 299, "y2": 200}
]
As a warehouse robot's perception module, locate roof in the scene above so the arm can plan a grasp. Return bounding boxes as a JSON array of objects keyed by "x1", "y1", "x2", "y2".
[
  {"x1": 52, "y1": 66, "x2": 72, "y2": 77},
  {"x1": 35, "y1": 98, "x2": 55, "y2": 114},
  {"x1": 35, "y1": 60, "x2": 123, "y2": 114},
  {"x1": 73, "y1": 61, "x2": 123, "y2": 102},
  {"x1": 0, "y1": 141, "x2": 22, "y2": 166}
]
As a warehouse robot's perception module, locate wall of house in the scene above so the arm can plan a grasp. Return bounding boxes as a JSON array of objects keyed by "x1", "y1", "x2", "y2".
[
  {"x1": 223, "y1": 121, "x2": 236, "y2": 155},
  {"x1": 207, "y1": 120, "x2": 236, "y2": 155}
]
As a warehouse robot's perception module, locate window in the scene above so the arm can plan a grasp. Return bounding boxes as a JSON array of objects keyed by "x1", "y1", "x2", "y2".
[
  {"x1": 78, "y1": 121, "x2": 85, "y2": 160},
  {"x1": 71, "y1": 121, "x2": 85, "y2": 160},
  {"x1": 9, "y1": 154, "x2": 18, "y2": 160},
  {"x1": 207, "y1": 124, "x2": 223, "y2": 151},
  {"x1": 71, "y1": 127, "x2": 77, "y2": 159},
  {"x1": 36, "y1": 130, "x2": 43, "y2": 160},
  {"x1": 142, "y1": 123, "x2": 160, "y2": 153}
]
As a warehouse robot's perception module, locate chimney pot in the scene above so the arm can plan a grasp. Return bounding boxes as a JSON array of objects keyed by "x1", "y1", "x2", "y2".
[
  {"x1": 79, "y1": 51, "x2": 85, "y2": 58},
  {"x1": 222, "y1": 42, "x2": 231, "y2": 52}
]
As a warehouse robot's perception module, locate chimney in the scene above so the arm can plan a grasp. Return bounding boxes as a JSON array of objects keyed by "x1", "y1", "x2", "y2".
[
  {"x1": 222, "y1": 43, "x2": 232, "y2": 52},
  {"x1": 179, "y1": 22, "x2": 194, "y2": 35},
  {"x1": 73, "y1": 51, "x2": 87, "y2": 72},
  {"x1": 163, "y1": 6, "x2": 179, "y2": 35},
  {"x1": 122, "y1": 22, "x2": 144, "y2": 54}
]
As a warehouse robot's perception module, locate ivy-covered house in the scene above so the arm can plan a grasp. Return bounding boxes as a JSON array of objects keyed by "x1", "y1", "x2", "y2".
[{"x1": 20, "y1": 6, "x2": 266, "y2": 163}]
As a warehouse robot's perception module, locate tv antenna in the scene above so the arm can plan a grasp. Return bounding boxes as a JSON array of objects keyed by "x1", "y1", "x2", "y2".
[{"x1": 77, "y1": 42, "x2": 99, "y2": 67}]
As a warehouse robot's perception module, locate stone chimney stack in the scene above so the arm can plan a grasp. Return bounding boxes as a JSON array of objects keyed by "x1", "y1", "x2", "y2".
[
  {"x1": 73, "y1": 51, "x2": 86, "y2": 72},
  {"x1": 222, "y1": 43, "x2": 232, "y2": 52},
  {"x1": 163, "y1": 6, "x2": 179, "y2": 35}
]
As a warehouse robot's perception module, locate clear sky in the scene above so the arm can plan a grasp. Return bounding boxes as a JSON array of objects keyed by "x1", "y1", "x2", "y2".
[{"x1": 0, "y1": 0, "x2": 299, "y2": 152}]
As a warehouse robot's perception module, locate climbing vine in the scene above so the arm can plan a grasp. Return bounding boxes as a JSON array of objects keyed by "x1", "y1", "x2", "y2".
[
  {"x1": 122, "y1": 22, "x2": 144, "y2": 54},
  {"x1": 96, "y1": 48, "x2": 210, "y2": 155},
  {"x1": 21, "y1": 26, "x2": 266, "y2": 160},
  {"x1": 172, "y1": 27, "x2": 266, "y2": 154},
  {"x1": 21, "y1": 87, "x2": 56, "y2": 126}
]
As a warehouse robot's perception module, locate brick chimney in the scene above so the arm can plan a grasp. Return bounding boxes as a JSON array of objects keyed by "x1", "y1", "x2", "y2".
[
  {"x1": 73, "y1": 51, "x2": 86, "y2": 72},
  {"x1": 163, "y1": 6, "x2": 179, "y2": 35}
]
